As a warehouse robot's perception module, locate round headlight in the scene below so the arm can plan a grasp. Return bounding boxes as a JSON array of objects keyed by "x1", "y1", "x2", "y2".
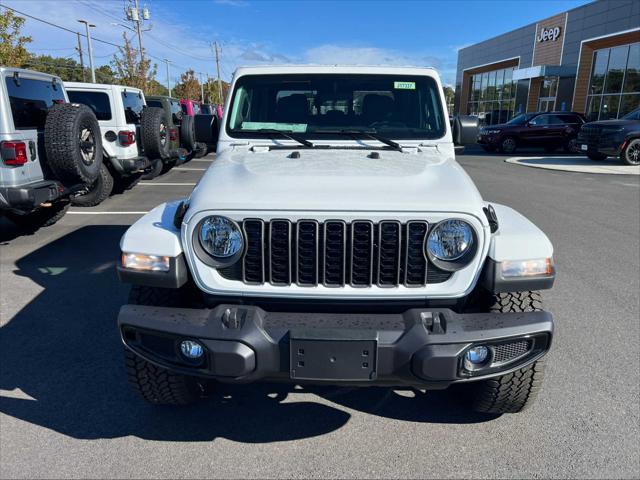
[
  {"x1": 195, "y1": 216, "x2": 244, "y2": 266},
  {"x1": 426, "y1": 219, "x2": 476, "y2": 271}
]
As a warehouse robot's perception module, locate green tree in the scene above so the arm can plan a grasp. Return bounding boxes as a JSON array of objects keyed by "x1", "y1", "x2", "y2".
[
  {"x1": 0, "y1": 9, "x2": 32, "y2": 67},
  {"x1": 203, "y1": 77, "x2": 229, "y2": 104},
  {"x1": 111, "y1": 32, "x2": 157, "y2": 92},
  {"x1": 147, "y1": 79, "x2": 169, "y2": 96},
  {"x1": 443, "y1": 86, "x2": 455, "y2": 108},
  {"x1": 173, "y1": 69, "x2": 201, "y2": 100}
]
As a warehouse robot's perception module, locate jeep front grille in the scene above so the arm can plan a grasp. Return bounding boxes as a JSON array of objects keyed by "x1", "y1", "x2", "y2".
[{"x1": 220, "y1": 219, "x2": 452, "y2": 287}]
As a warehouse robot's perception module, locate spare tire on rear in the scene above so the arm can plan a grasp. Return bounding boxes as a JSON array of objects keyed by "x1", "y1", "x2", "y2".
[
  {"x1": 180, "y1": 115, "x2": 196, "y2": 151},
  {"x1": 141, "y1": 107, "x2": 170, "y2": 160},
  {"x1": 44, "y1": 103, "x2": 103, "y2": 186}
]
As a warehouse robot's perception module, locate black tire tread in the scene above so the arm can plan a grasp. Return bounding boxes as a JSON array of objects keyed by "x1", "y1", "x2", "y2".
[
  {"x1": 71, "y1": 163, "x2": 113, "y2": 207},
  {"x1": 489, "y1": 291, "x2": 543, "y2": 313},
  {"x1": 141, "y1": 107, "x2": 170, "y2": 160},
  {"x1": 471, "y1": 360, "x2": 545, "y2": 414},
  {"x1": 124, "y1": 349, "x2": 200, "y2": 405},
  {"x1": 44, "y1": 103, "x2": 102, "y2": 185}
]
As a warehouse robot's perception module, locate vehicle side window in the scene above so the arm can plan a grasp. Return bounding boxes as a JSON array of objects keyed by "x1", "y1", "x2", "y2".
[
  {"x1": 120, "y1": 91, "x2": 144, "y2": 124},
  {"x1": 146, "y1": 100, "x2": 162, "y2": 109},
  {"x1": 67, "y1": 91, "x2": 112, "y2": 121},
  {"x1": 5, "y1": 77, "x2": 66, "y2": 130},
  {"x1": 546, "y1": 115, "x2": 565, "y2": 125},
  {"x1": 193, "y1": 104, "x2": 200, "y2": 114},
  {"x1": 530, "y1": 115, "x2": 550, "y2": 126},
  {"x1": 170, "y1": 100, "x2": 182, "y2": 124},
  {"x1": 559, "y1": 114, "x2": 581, "y2": 124},
  {"x1": 181, "y1": 104, "x2": 188, "y2": 114}
]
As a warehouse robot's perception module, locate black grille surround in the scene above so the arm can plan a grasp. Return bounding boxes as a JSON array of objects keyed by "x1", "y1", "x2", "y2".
[{"x1": 220, "y1": 219, "x2": 453, "y2": 287}]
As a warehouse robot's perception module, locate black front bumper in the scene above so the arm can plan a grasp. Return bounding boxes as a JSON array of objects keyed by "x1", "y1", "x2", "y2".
[
  {"x1": 0, "y1": 180, "x2": 64, "y2": 211},
  {"x1": 118, "y1": 305, "x2": 553, "y2": 388}
]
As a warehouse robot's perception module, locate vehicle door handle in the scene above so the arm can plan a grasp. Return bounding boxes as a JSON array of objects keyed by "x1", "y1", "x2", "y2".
[{"x1": 28, "y1": 140, "x2": 36, "y2": 160}]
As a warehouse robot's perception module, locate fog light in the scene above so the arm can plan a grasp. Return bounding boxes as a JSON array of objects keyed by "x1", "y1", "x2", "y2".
[
  {"x1": 180, "y1": 340, "x2": 204, "y2": 359},
  {"x1": 465, "y1": 346, "x2": 489, "y2": 365}
]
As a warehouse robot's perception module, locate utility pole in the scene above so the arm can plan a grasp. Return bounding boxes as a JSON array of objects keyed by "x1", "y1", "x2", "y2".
[
  {"x1": 78, "y1": 20, "x2": 96, "y2": 83},
  {"x1": 76, "y1": 32, "x2": 86, "y2": 82},
  {"x1": 133, "y1": 0, "x2": 145, "y2": 64},
  {"x1": 214, "y1": 41, "x2": 223, "y2": 103},
  {"x1": 164, "y1": 59, "x2": 171, "y2": 97},
  {"x1": 199, "y1": 73, "x2": 205, "y2": 102}
]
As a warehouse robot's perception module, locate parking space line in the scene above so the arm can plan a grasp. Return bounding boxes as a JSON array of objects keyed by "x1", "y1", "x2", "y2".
[
  {"x1": 190, "y1": 158, "x2": 214, "y2": 162},
  {"x1": 139, "y1": 182, "x2": 196, "y2": 186},
  {"x1": 174, "y1": 167, "x2": 206, "y2": 171},
  {"x1": 68, "y1": 211, "x2": 149, "y2": 215}
]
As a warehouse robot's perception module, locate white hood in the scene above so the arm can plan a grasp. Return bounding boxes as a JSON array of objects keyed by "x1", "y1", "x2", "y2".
[{"x1": 187, "y1": 146, "x2": 485, "y2": 216}]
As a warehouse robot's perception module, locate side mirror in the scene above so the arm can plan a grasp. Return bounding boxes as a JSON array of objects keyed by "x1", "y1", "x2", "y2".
[{"x1": 452, "y1": 115, "x2": 479, "y2": 146}]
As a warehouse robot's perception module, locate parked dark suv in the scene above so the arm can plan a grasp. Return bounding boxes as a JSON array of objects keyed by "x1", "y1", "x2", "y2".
[
  {"x1": 577, "y1": 107, "x2": 640, "y2": 166},
  {"x1": 477, "y1": 112, "x2": 586, "y2": 154}
]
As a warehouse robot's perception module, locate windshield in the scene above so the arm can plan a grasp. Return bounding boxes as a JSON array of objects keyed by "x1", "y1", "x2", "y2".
[
  {"x1": 623, "y1": 108, "x2": 640, "y2": 121},
  {"x1": 506, "y1": 113, "x2": 536, "y2": 125},
  {"x1": 226, "y1": 74, "x2": 446, "y2": 140}
]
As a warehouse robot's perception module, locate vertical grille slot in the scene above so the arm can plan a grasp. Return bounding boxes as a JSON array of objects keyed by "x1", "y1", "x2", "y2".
[
  {"x1": 269, "y1": 220, "x2": 291, "y2": 285},
  {"x1": 350, "y1": 221, "x2": 374, "y2": 286},
  {"x1": 242, "y1": 219, "x2": 265, "y2": 284},
  {"x1": 323, "y1": 220, "x2": 346, "y2": 286},
  {"x1": 377, "y1": 221, "x2": 401, "y2": 286},
  {"x1": 405, "y1": 221, "x2": 428, "y2": 286},
  {"x1": 296, "y1": 220, "x2": 319, "y2": 286}
]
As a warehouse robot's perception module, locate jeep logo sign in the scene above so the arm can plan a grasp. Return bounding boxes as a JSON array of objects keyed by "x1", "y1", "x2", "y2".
[{"x1": 537, "y1": 26, "x2": 561, "y2": 42}]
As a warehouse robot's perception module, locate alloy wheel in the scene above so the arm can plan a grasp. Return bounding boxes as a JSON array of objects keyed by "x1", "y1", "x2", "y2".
[
  {"x1": 625, "y1": 139, "x2": 640, "y2": 166},
  {"x1": 79, "y1": 128, "x2": 96, "y2": 166}
]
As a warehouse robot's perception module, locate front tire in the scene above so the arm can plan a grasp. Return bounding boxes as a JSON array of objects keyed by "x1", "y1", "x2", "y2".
[
  {"x1": 124, "y1": 285, "x2": 206, "y2": 405},
  {"x1": 500, "y1": 137, "x2": 517, "y2": 154},
  {"x1": 621, "y1": 138, "x2": 640, "y2": 166},
  {"x1": 463, "y1": 291, "x2": 546, "y2": 414}
]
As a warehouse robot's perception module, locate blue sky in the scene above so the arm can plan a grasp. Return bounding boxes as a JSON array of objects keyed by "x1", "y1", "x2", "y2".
[{"x1": 6, "y1": 0, "x2": 592, "y2": 87}]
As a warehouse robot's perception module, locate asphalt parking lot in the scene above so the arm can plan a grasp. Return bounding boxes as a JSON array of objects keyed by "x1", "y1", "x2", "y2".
[{"x1": 1, "y1": 149, "x2": 638, "y2": 479}]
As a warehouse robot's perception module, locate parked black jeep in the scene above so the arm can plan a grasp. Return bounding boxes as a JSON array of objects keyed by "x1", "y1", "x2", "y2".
[{"x1": 577, "y1": 107, "x2": 640, "y2": 165}]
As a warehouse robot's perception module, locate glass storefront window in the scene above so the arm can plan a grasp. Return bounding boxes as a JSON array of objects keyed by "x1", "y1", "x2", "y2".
[
  {"x1": 623, "y1": 43, "x2": 639, "y2": 93},
  {"x1": 604, "y1": 45, "x2": 629, "y2": 94},
  {"x1": 586, "y1": 96, "x2": 601, "y2": 121},
  {"x1": 589, "y1": 49, "x2": 609, "y2": 95},
  {"x1": 586, "y1": 42, "x2": 640, "y2": 120},
  {"x1": 467, "y1": 67, "x2": 517, "y2": 124},
  {"x1": 600, "y1": 95, "x2": 620, "y2": 120},
  {"x1": 619, "y1": 94, "x2": 640, "y2": 117}
]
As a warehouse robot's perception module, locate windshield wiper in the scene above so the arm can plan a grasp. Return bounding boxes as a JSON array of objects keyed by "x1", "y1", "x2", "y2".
[
  {"x1": 317, "y1": 129, "x2": 402, "y2": 151},
  {"x1": 255, "y1": 128, "x2": 315, "y2": 148}
]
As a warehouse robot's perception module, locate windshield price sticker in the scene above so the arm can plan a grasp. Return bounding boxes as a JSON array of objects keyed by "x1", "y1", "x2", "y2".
[{"x1": 394, "y1": 81, "x2": 416, "y2": 90}]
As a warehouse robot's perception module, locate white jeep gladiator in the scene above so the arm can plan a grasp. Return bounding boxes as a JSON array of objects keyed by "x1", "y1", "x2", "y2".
[
  {"x1": 65, "y1": 82, "x2": 168, "y2": 206},
  {"x1": 117, "y1": 65, "x2": 555, "y2": 414}
]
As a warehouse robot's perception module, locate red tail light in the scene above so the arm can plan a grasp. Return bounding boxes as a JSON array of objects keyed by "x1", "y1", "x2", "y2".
[
  {"x1": 118, "y1": 131, "x2": 136, "y2": 146},
  {"x1": 1, "y1": 141, "x2": 28, "y2": 166},
  {"x1": 169, "y1": 128, "x2": 178, "y2": 141}
]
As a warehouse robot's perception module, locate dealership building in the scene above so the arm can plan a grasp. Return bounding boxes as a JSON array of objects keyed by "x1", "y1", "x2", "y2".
[{"x1": 453, "y1": 0, "x2": 639, "y2": 125}]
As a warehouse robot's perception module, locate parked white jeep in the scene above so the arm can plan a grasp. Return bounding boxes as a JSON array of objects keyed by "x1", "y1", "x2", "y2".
[
  {"x1": 117, "y1": 65, "x2": 555, "y2": 414},
  {"x1": 65, "y1": 82, "x2": 168, "y2": 206},
  {"x1": 1, "y1": 68, "x2": 103, "y2": 228}
]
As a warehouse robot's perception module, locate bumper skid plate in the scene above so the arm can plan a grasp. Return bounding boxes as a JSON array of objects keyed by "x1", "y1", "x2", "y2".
[{"x1": 118, "y1": 304, "x2": 553, "y2": 387}]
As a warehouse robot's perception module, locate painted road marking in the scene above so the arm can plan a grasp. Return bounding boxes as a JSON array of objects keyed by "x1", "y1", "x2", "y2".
[
  {"x1": 68, "y1": 211, "x2": 148, "y2": 215},
  {"x1": 505, "y1": 156, "x2": 640, "y2": 175},
  {"x1": 174, "y1": 167, "x2": 206, "y2": 171},
  {"x1": 139, "y1": 182, "x2": 196, "y2": 186}
]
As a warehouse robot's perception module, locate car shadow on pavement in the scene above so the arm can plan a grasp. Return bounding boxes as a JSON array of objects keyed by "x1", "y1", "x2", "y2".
[{"x1": 0, "y1": 226, "x2": 494, "y2": 443}]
